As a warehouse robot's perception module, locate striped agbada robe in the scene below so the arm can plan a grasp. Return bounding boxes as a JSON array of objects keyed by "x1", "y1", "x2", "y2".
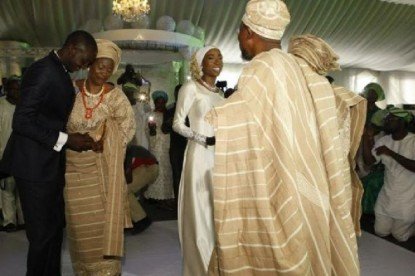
[
  {"x1": 287, "y1": 34, "x2": 366, "y2": 236},
  {"x1": 206, "y1": 49, "x2": 360, "y2": 275},
  {"x1": 332, "y1": 86, "x2": 367, "y2": 235},
  {"x1": 65, "y1": 87, "x2": 135, "y2": 275}
]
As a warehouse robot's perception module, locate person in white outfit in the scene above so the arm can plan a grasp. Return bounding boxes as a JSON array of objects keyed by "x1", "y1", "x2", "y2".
[
  {"x1": 145, "y1": 91, "x2": 175, "y2": 202},
  {"x1": 0, "y1": 77, "x2": 24, "y2": 231},
  {"x1": 122, "y1": 82, "x2": 151, "y2": 149},
  {"x1": 363, "y1": 107, "x2": 415, "y2": 242},
  {"x1": 173, "y1": 46, "x2": 225, "y2": 275}
]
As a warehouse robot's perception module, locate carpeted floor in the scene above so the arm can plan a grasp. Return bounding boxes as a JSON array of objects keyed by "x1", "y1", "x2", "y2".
[
  {"x1": 139, "y1": 195, "x2": 415, "y2": 254},
  {"x1": 360, "y1": 213, "x2": 415, "y2": 252},
  {"x1": 1, "y1": 221, "x2": 415, "y2": 276}
]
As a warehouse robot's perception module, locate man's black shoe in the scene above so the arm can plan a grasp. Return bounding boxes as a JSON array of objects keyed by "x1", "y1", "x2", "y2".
[
  {"x1": 4, "y1": 223, "x2": 17, "y2": 232},
  {"x1": 131, "y1": 217, "x2": 152, "y2": 235}
]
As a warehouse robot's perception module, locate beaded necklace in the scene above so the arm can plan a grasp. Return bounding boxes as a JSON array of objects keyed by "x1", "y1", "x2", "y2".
[
  {"x1": 81, "y1": 80, "x2": 105, "y2": 119},
  {"x1": 198, "y1": 79, "x2": 220, "y2": 93}
]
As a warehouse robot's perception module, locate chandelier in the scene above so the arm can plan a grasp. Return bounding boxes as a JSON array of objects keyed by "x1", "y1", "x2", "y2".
[{"x1": 112, "y1": 0, "x2": 151, "y2": 22}]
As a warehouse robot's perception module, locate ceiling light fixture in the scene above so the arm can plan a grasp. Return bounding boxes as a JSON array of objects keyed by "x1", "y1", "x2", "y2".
[{"x1": 112, "y1": 0, "x2": 150, "y2": 22}]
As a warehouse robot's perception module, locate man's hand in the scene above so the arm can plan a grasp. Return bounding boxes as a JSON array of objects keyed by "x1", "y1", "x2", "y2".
[
  {"x1": 375, "y1": 145, "x2": 393, "y2": 156},
  {"x1": 66, "y1": 133, "x2": 95, "y2": 152},
  {"x1": 206, "y1": 136, "x2": 216, "y2": 146}
]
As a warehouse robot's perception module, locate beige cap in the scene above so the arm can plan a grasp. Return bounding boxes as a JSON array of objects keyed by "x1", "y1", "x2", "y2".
[{"x1": 242, "y1": 0, "x2": 291, "y2": 40}]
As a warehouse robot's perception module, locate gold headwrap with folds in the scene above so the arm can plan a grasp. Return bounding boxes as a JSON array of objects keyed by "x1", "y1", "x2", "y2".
[
  {"x1": 95, "y1": 39, "x2": 122, "y2": 73},
  {"x1": 242, "y1": 0, "x2": 291, "y2": 40},
  {"x1": 288, "y1": 34, "x2": 340, "y2": 75}
]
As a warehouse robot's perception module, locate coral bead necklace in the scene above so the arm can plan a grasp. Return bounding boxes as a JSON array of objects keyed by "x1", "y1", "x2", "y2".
[{"x1": 81, "y1": 80, "x2": 105, "y2": 119}]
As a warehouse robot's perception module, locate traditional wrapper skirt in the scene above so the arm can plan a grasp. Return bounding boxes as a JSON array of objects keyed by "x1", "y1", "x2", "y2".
[{"x1": 65, "y1": 150, "x2": 121, "y2": 276}]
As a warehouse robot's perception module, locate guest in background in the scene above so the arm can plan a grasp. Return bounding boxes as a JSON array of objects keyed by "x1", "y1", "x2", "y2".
[
  {"x1": 0, "y1": 76, "x2": 24, "y2": 232},
  {"x1": 124, "y1": 145, "x2": 158, "y2": 234},
  {"x1": 144, "y1": 91, "x2": 175, "y2": 207},
  {"x1": 173, "y1": 46, "x2": 224, "y2": 275},
  {"x1": 122, "y1": 82, "x2": 151, "y2": 149},
  {"x1": 363, "y1": 107, "x2": 415, "y2": 242},
  {"x1": 404, "y1": 106, "x2": 415, "y2": 133},
  {"x1": 357, "y1": 83, "x2": 387, "y2": 216},
  {"x1": 162, "y1": 84, "x2": 188, "y2": 204},
  {"x1": 65, "y1": 39, "x2": 135, "y2": 275},
  {"x1": 359, "y1": 109, "x2": 388, "y2": 215},
  {"x1": 363, "y1": 82, "x2": 385, "y2": 126},
  {"x1": 117, "y1": 63, "x2": 142, "y2": 87},
  {"x1": 358, "y1": 110, "x2": 388, "y2": 178}
]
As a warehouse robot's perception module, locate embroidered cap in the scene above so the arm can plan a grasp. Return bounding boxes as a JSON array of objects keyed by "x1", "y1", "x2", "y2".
[{"x1": 242, "y1": 0, "x2": 291, "y2": 40}]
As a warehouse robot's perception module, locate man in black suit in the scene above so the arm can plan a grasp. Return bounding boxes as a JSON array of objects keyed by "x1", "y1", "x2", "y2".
[{"x1": 2, "y1": 30, "x2": 98, "y2": 276}]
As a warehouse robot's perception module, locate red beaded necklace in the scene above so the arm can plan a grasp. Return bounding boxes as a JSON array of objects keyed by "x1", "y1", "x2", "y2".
[{"x1": 81, "y1": 80, "x2": 105, "y2": 119}]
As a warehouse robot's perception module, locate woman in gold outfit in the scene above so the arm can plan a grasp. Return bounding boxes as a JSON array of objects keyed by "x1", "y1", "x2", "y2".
[{"x1": 65, "y1": 39, "x2": 136, "y2": 275}]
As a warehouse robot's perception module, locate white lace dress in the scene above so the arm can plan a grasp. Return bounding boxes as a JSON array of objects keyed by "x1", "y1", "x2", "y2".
[{"x1": 144, "y1": 111, "x2": 174, "y2": 200}]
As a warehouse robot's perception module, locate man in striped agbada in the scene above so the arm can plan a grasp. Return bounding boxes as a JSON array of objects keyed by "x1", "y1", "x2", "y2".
[{"x1": 206, "y1": 0, "x2": 361, "y2": 275}]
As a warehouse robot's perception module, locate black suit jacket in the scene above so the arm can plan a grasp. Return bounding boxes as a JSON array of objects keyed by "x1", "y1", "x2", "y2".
[
  {"x1": 1, "y1": 52, "x2": 75, "y2": 182},
  {"x1": 163, "y1": 105, "x2": 188, "y2": 152}
]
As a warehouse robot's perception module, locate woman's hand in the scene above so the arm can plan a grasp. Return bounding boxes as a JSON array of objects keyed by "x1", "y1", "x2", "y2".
[{"x1": 206, "y1": 136, "x2": 216, "y2": 146}]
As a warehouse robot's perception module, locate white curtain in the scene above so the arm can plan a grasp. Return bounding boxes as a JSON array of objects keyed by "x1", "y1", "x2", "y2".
[
  {"x1": 1, "y1": 0, "x2": 414, "y2": 103},
  {"x1": 330, "y1": 69, "x2": 415, "y2": 105},
  {"x1": 379, "y1": 71, "x2": 415, "y2": 105},
  {"x1": 1, "y1": 0, "x2": 414, "y2": 71},
  {"x1": 217, "y1": 64, "x2": 415, "y2": 106}
]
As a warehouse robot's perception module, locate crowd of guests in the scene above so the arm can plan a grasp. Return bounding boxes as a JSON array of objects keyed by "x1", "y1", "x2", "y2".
[
  {"x1": 0, "y1": 0, "x2": 414, "y2": 275},
  {"x1": 358, "y1": 83, "x2": 415, "y2": 242}
]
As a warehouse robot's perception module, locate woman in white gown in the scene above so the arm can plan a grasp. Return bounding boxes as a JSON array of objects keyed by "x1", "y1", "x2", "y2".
[
  {"x1": 173, "y1": 46, "x2": 224, "y2": 275},
  {"x1": 144, "y1": 91, "x2": 175, "y2": 202}
]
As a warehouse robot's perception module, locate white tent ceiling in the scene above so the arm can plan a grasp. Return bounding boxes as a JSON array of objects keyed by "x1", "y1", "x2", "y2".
[
  {"x1": 0, "y1": 0, "x2": 414, "y2": 72},
  {"x1": 382, "y1": 0, "x2": 415, "y2": 4}
]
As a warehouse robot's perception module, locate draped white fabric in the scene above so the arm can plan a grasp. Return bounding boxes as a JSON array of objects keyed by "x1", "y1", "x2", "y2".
[
  {"x1": 0, "y1": 0, "x2": 414, "y2": 101},
  {"x1": 329, "y1": 69, "x2": 415, "y2": 105},
  {"x1": 1, "y1": 0, "x2": 414, "y2": 71},
  {"x1": 381, "y1": 0, "x2": 415, "y2": 4}
]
